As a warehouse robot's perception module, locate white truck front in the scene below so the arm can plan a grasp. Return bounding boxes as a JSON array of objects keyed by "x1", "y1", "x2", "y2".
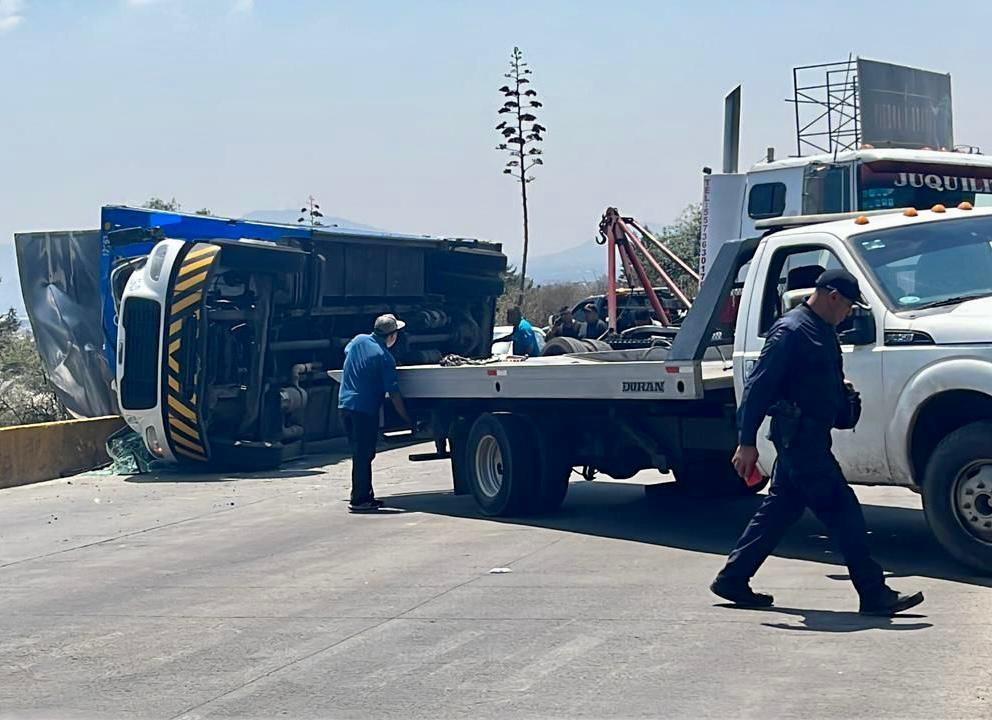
[
  {"x1": 735, "y1": 206, "x2": 992, "y2": 571},
  {"x1": 116, "y1": 239, "x2": 219, "y2": 464}
]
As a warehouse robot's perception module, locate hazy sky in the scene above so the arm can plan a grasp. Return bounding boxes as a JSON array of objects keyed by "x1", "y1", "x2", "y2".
[{"x1": 4, "y1": 0, "x2": 992, "y2": 311}]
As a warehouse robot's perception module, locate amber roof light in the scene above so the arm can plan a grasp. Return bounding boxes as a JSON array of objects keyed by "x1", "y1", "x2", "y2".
[{"x1": 931, "y1": 204, "x2": 947, "y2": 213}]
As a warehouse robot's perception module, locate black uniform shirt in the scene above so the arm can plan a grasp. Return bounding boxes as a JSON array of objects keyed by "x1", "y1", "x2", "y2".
[{"x1": 737, "y1": 303, "x2": 846, "y2": 446}]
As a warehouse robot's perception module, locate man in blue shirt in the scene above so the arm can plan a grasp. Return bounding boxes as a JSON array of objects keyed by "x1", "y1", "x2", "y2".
[
  {"x1": 337, "y1": 314, "x2": 412, "y2": 513},
  {"x1": 711, "y1": 269, "x2": 924, "y2": 617},
  {"x1": 495, "y1": 306, "x2": 540, "y2": 356}
]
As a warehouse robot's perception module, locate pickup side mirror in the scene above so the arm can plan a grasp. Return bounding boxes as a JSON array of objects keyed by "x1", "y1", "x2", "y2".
[{"x1": 838, "y1": 308, "x2": 876, "y2": 346}]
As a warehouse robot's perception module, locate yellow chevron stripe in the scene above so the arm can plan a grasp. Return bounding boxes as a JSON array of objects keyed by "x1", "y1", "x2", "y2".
[
  {"x1": 168, "y1": 415, "x2": 200, "y2": 441},
  {"x1": 169, "y1": 319, "x2": 183, "y2": 336},
  {"x1": 175, "y1": 446, "x2": 207, "y2": 462},
  {"x1": 174, "y1": 271, "x2": 208, "y2": 294},
  {"x1": 168, "y1": 376, "x2": 180, "y2": 392},
  {"x1": 171, "y1": 290, "x2": 202, "y2": 316},
  {"x1": 168, "y1": 356, "x2": 179, "y2": 373},
  {"x1": 168, "y1": 394, "x2": 197, "y2": 421},
  {"x1": 169, "y1": 338, "x2": 181, "y2": 355},
  {"x1": 184, "y1": 245, "x2": 219, "y2": 263},
  {"x1": 171, "y1": 433, "x2": 206, "y2": 454},
  {"x1": 178, "y1": 255, "x2": 217, "y2": 278}
]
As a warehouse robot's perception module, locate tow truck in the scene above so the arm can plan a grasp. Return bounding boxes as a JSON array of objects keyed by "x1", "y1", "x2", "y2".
[{"x1": 381, "y1": 205, "x2": 992, "y2": 574}]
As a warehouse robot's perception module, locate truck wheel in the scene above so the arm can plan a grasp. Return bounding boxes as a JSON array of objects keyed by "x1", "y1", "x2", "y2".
[
  {"x1": 581, "y1": 339, "x2": 612, "y2": 352},
  {"x1": 542, "y1": 337, "x2": 589, "y2": 356},
  {"x1": 518, "y1": 416, "x2": 572, "y2": 514},
  {"x1": 466, "y1": 413, "x2": 536, "y2": 516},
  {"x1": 922, "y1": 421, "x2": 992, "y2": 573},
  {"x1": 674, "y1": 450, "x2": 752, "y2": 498},
  {"x1": 449, "y1": 419, "x2": 472, "y2": 496}
]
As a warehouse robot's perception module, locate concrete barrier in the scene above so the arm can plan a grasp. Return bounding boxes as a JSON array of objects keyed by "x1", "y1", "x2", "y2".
[{"x1": 0, "y1": 416, "x2": 126, "y2": 489}]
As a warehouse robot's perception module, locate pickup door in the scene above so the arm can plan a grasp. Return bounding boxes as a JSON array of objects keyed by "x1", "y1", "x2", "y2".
[{"x1": 735, "y1": 231, "x2": 891, "y2": 485}]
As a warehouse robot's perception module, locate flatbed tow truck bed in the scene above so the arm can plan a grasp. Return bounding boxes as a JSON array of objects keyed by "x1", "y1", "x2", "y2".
[{"x1": 390, "y1": 352, "x2": 734, "y2": 402}]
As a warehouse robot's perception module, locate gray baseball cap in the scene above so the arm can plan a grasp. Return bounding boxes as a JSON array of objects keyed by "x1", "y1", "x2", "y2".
[{"x1": 373, "y1": 313, "x2": 406, "y2": 336}]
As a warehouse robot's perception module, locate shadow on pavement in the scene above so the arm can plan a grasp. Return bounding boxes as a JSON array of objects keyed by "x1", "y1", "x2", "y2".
[
  {"x1": 713, "y1": 604, "x2": 932, "y2": 632},
  {"x1": 124, "y1": 434, "x2": 429, "y2": 484},
  {"x1": 386, "y1": 480, "x2": 992, "y2": 589},
  {"x1": 757, "y1": 608, "x2": 932, "y2": 632}
]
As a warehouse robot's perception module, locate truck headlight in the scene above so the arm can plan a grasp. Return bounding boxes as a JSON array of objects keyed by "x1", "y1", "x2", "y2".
[
  {"x1": 148, "y1": 244, "x2": 169, "y2": 282},
  {"x1": 884, "y1": 330, "x2": 935, "y2": 346}
]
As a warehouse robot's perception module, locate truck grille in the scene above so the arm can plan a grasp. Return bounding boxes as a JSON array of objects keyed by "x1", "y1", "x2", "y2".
[{"x1": 120, "y1": 298, "x2": 161, "y2": 410}]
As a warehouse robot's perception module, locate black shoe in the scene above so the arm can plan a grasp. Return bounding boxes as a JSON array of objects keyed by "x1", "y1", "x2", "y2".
[
  {"x1": 710, "y1": 576, "x2": 774, "y2": 608},
  {"x1": 859, "y1": 589, "x2": 924, "y2": 616},
  {"x1": 348, "y1": 501, "x2": 379, "y2": 513},
  {"x1": 371, "y1": 498, "x2": 384, "y2": 508}
]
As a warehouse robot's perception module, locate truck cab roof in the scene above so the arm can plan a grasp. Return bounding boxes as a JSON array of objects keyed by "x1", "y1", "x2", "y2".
[
  {"x1": 767, "y1": 204, "x2": 992, "y2": 241},
  {"x1": 747, "y1": 147, "x2": 992, "y2": 174}
]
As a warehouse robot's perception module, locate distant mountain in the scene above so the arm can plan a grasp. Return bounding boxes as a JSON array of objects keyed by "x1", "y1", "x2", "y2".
[
  {"x1": 526, "y1": 222, "x2": 670, "y2": 285},
  {"x1": 526, "y1": 239, "x2": 607, "y2": 284},
  {"x1": 242, "y1": 209, "x2": 384, "y2": 232}
]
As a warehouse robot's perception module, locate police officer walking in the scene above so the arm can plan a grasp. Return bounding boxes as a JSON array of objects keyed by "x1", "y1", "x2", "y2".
[
  {"x1": 711, "y1": 269, "x2": 924, "y2": 616},
  {"x1": 337, "y1": 314, "x2": 412, "y2": 513}
]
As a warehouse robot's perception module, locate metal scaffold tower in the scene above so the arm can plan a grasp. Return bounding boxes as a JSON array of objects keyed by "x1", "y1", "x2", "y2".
[{"x1": 790, "y1": 58, "x2": 860, "y2": 156}]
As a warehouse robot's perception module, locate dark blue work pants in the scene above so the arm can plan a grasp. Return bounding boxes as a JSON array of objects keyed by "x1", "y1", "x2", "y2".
[{"x1": 719, "y1": 442, "x2": 886, "y2": 601}]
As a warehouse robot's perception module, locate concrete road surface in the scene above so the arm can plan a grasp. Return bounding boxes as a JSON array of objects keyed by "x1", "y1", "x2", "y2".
[{"x1": 1, "y1": 440, "x2": 990, "y2": 719}]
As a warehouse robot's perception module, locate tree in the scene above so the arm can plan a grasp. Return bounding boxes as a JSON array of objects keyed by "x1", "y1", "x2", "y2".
[
  {"x1": 142, "y1": 197, "x2": 182, "y2": 212},
  {"x1": 297, "y1": 195, "x2": 325, "y2": 227},
  {"x1": 496, "y1": 47, "x2": 546, "y2": 299},
  {"x1": 495, "y1": 265, "x2": 606, "y2": 330},
  {"x1": 0, "y1": 279, "x2": 67, "y2": 427},
  {"x1": 194, "y1": 208, "x2": 213, "y2": 216},
  {"x1": 645, "y1": 204, "x2": 702, "y2": 298}
]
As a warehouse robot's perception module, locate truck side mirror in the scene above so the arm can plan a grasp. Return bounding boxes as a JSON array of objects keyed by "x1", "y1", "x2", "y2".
[{"x1": 838, "y1": 308, "x2": 876, "y2": 346}]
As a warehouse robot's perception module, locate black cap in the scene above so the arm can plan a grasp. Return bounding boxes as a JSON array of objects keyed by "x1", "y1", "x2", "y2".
[{"x1": 815, "y1": 269, "x2": 870, "y2": 309}]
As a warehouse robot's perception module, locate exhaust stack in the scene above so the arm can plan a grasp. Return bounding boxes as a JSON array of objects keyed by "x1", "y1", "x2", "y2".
[{"x1": 723, "y1": 85, "x2": 741, "y2": 174}]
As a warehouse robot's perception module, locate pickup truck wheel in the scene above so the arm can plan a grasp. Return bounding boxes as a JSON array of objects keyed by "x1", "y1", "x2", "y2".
[
  {"x1": 466, "y1": 413, "x2": 536, "y2": 516},
  {"x1": 922, "y1": 421, "x2": 992, "y2": 573}
]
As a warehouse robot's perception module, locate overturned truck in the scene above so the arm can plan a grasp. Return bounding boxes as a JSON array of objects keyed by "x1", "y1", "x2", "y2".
[{"x1": 19, "y1": 206, "x2": 507, "y2": 469}]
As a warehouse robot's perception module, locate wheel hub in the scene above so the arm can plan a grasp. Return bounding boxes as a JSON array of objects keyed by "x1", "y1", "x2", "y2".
[
  {"x1": 954, "y1": 462, "x2": 992, "y2": 544},
  {"x1": 475, "y1": 435, "x2": 504, "y2": 499}
]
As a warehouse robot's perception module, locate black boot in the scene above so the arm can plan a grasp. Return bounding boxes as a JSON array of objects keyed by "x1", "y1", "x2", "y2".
[
  {"x1": 859, "y1": 588, "x2": 925, "y2": 616},
  {"x1": 710, "y1": 576, "x2": 774, "y2": 608}
]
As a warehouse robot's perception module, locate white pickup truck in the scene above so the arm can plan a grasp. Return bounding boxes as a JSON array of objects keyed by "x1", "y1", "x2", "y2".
[{"x1": 390, "y1": 206, "x2": 992, "y2": 573}]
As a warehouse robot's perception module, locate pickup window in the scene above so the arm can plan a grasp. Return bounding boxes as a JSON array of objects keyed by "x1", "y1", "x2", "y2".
[{"x1": 759, "y1": 246, "x2": 844, "y2": 334}]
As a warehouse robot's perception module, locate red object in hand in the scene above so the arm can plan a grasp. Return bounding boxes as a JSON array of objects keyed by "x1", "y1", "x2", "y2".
[{"x1": 746, "y1": 466, "x2": 764, "y2": 488}]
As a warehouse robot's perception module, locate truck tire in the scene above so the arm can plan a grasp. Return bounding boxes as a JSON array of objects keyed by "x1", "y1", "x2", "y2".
[
  {"x1": 466, "y1": 413, "x2": 537, "y2": 516},
  {"x1": 448, "y1": 419, "x2": 472, "y2": 496},
  {"x1": 674, "y1": 449, "x2": 753, "y2": 498},
  {"x1": 542, "y1": 337, "x2": 589, "y2": 356},
  {"x1": 518, "y1": 416, "x2": 572, "y2": 514},
  {"x1": 922, "y1": 421, "x2": 992, "y2": 573},
  {"x1": 581, "y1": 339, "x2": 612, "y2": 352}
]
